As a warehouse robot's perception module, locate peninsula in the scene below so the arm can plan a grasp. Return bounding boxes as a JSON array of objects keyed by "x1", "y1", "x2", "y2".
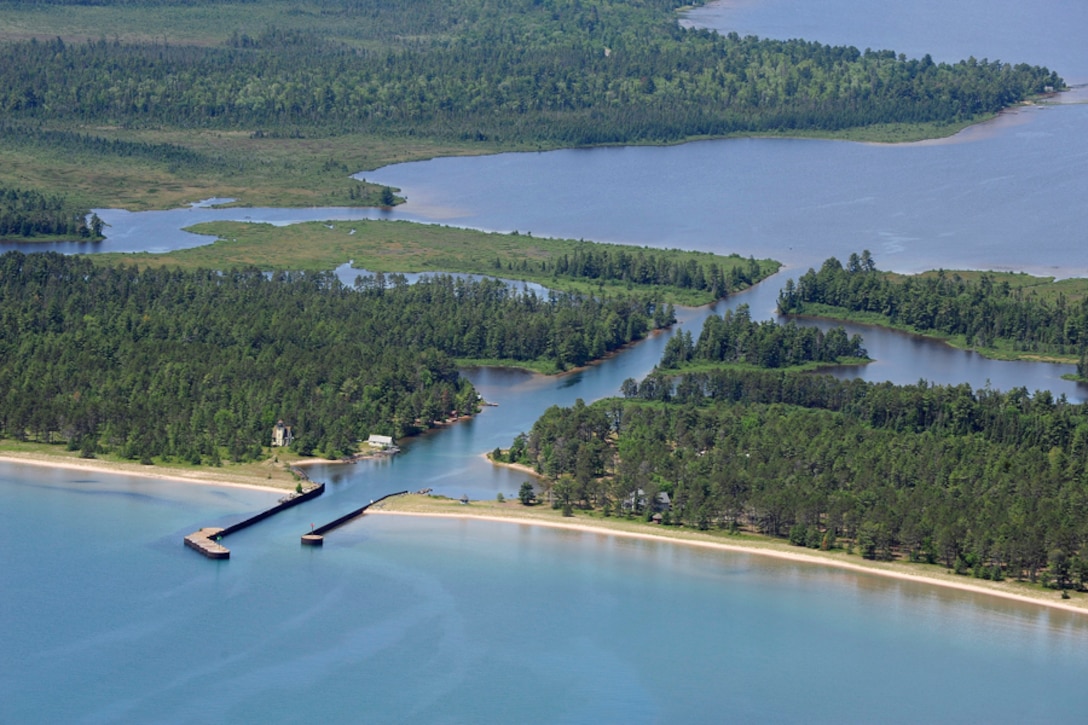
[{"x1": 371, "y1": 493, "x2": 1088, "y2": 616}]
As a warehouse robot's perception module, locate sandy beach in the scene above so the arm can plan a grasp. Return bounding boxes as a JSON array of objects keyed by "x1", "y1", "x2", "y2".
[
  {"x1": 0, "y1": 451, "x2": 292, "y2": 494},
  {"x1": 371, "y1": 495, "x2": 1088, "y2": 616},
  {"x1": 5, "y1": 447, "x2": 1085, "y2": 615}
]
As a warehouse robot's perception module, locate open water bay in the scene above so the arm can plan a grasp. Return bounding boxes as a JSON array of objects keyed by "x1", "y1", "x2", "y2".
[
  {"x1": 4, "y1": 462, "x2": 1088, "y2": 724},
  {"x1": 5, "y1": 0, "x2": 1088, "y2": 721}
]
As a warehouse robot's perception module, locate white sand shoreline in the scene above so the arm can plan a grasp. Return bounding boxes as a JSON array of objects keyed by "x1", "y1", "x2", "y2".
[
  {"x1": 5, "y1": 450, "x2": 1084, "y2": 615},
  {"x1": 0, "y1": 453, "x2": 286, "y2": 494},
  {"x1": 370, "y1": 509, "x2": 1088, "y2": 616}
]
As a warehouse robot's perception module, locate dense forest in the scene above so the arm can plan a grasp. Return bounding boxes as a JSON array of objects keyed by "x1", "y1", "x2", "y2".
[
  {"x1": 0, "y1": 252, "x2": 669, "y2": 461},
  {"x1": 0, "y1": 0, "x2": 1062, "y2": 146},
  {"x1": 505, "y1": 367, "x2": 1088, "y2": 589},
  {"x1": 0, "y1": 185, "x2": 103, "y2": 240},
  {"x1": 503, "y1": 247, "x2": 767, "y2": 298},
  {"x1": 778, "y1": 252, "x2": 1088, "y2": 372},
  {"x1": 658, "y1": 303, "x2": 866, "y2": 369}
]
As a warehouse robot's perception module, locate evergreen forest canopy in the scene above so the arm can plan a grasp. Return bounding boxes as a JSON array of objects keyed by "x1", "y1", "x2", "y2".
[
  {"x1": 0, "y1": 0, "x2": 1063, "y2": 146},
  {"x1": 659, "y1": 303, "x2": 866, "y2": 370},
  {"x1": 0, "y1": 185, "x2": 103, "y2": 241},
  {"x1": 0, "y1": 251, "x2": 670, "y2": 462},
  {"x1": 503, "y1": 244, "x2": 770, "y2": 301},
  {"x1": 778, "y1": 253, "x2": 1088, "y2": 373},
  {"x1": 508, "y1": 367, "x2": 1088, "y2": 589}
]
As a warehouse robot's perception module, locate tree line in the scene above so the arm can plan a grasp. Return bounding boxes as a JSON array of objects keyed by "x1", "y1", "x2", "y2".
[
  {"x1": 0, "y1": 123, "x2": 226, "y2": 174},
  {"x1": 526, "y1": 248, "x2": 768, "y2": 299},
  {"x1": 0, "y1": 251, "x2": 668, "y2": 462},
  {"x1": 351, "y1": 270, "x2": 673, "y2": 371},
  {"x1": 508, "y1": 367, "x2": 1088, "y2": 589},
  {"x1": 778, "y1": 252, "x2": 1088, "y2": 372},
  {"x1": 0, "y1": 0, "x2": 1062, "y2": 145},
  {"x1": 658, "y1": 303, "x2": 866, "y2": 369},
  {"x1": 0, "y1": 185, "x2": 103, "y2": 240}
]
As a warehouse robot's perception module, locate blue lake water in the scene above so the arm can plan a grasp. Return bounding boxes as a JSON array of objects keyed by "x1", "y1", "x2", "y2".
[
  {"x1": 683, "y1": 0, "x2": 1088, "y2": 85},
  {"x1": 5, "y1": 462, "x2": 1088, "y2": 724},
  {"x1": 358, "y1": 86, "x2": 1088, "y2": 281},
  {"x1": 5, "y1": 0, "x2": 1088, "y2": 720}
]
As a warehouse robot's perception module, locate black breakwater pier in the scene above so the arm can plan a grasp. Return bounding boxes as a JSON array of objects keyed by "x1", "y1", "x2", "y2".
[
  {"x1": 301, "y1": 490, "x2": 408, "y2": 546},
  {"x1": 185, "y1": 482, "x2": 325, "y2": 559}
]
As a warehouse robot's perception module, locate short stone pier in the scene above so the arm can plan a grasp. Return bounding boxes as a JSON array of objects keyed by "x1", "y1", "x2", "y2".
[{"x1": 301, "y1": 490, "x2": 408, "y2": 545}]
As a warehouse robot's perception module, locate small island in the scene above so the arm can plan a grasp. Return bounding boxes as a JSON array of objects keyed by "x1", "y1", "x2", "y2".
[
  {"x1": 104, "y1": 218, "x2": 780, "y2": 308},
  {"x1": 778, "y1": 251, "x2": 1088, "y2": 374}
]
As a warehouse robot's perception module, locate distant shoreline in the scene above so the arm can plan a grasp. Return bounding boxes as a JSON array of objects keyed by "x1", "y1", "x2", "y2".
[{"x1": 370, "y1": 496, "x2": 1088, "y2": 617}]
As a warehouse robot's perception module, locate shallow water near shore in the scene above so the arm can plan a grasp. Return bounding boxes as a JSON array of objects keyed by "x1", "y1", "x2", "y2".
[{"x1": 4, "y1": 462, "x2": 1088, "y2": 723}]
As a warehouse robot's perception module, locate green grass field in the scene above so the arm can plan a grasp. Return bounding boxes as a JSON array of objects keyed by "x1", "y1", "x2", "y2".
[
  {"x1": 0, "y1": 125, "x2": 498, "y2": 211},
  {"x1": 94, "y1": 218, "x2": 780, "y2": 307}
]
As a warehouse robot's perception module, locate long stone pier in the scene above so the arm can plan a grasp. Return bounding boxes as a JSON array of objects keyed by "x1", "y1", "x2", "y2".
[
  {"x1": 301, "y1": 490, "x2": 408, "y2": 546},
  {"x1": 184, "y1": 482, "x2": 325, "y2": 559}
]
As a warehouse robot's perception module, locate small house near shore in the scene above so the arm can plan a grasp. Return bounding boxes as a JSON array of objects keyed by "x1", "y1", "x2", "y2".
[
  {"x1": 272, "y1": 420, "x2": 294, "y2": 447},
  {"x1": 622, "y1": 489, "x2": 671, "y2": 514},
  {"x1": 367, "y1": 434, "x2": 395, "y2": 449}
]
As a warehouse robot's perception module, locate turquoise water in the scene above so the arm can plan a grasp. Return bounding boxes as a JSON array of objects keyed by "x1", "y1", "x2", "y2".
[{"x1": 5, "y1": 463, "x2": 1088, "y2": 723}]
